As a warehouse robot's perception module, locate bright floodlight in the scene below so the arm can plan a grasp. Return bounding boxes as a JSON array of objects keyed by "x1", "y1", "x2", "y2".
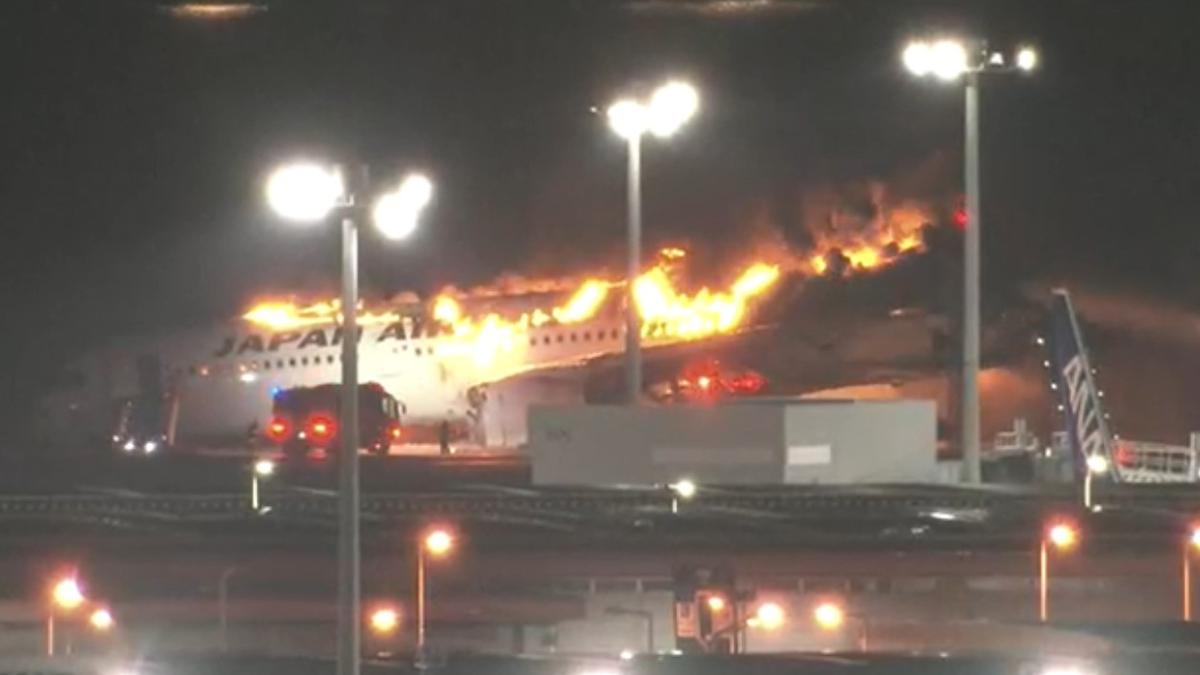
[
  {"x1": 671, "y1": 479, "x2": 697, "y2": 499},
  {"x1": 902, "y1": 41, "x2": 934, "y2": 76},
  {"x1": 266, "y1": 162, "x2": 344, "y2": 223},
  {"x1": 374, "y1": 173, "x2": 433, "y2": 240},
  {"x1": 647, "y1": 81, "x2": 699, "y2": 138},
  {"x1": 369, "y1": 607, "x2": 399, "y2": 634},
  {"x1": 813, "y1": 602, "x2": 844, "y2": 630},
  {"x1": 254, "y1": 459, "x2": 276, "y2": 477},
  {"x1": 1190, "y1": 526, "x2": 1200, "y2": 550},
  {"x1": 1016, "y1": 46, "x2": 1039, "y2": 72},
  {"x1": 90, "y1": 607, "x2": 115, "y2": 631},
  {"x1": 1085, "y1": 454, "x2": 1109, "y2": 475},
  {"x1": 424, "y1": 528, "x2": 454, "y2": 557},
  {"x1": 52, "y1": 577, "x2": 85, "y2": 610},
  {"x1": 705, "y1": 594, "x2": 727, "y2": 612},
  {"x1": 754, "y1": 602, "x2": 786, "y2": 631},
  {"x1": 607, "y1": 99, "x2": 648, "y2": 140},
  {"x1": 1047, "y1": 523, "x2": 1078, "y2": 550},
  {"x1": 931, "y1": 39, "x2": 969, "y2": 81}
]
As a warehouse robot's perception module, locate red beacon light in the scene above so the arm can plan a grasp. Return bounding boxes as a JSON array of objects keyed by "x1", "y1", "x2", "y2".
[
  {"x1": 306, "y1": 415, "x2": 337, "y2": 446},
  {"x1": 266, "y1": 416, "x2": 291, "y2": 443}
]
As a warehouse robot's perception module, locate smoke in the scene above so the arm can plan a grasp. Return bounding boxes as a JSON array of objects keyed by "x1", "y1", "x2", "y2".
[{"x1": 736, "y1": 157, "x2": 955, "y2": 279}]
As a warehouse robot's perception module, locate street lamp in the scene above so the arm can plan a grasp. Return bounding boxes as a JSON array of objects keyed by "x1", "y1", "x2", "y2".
[
  {"x1": 416, "y1": 527, "x2": 455, "y2": 661},
  {"x1": 668, "y1": 478, "x2": 697, "y2": 514},
  {"x1": 752, "y1": 602, "x2": 786, "y2": 632},
  {"x1": 47, "y1": 576, "x2": 85, "y2": 657},
  {"x1": 902, "y1": 38, "x2": 1038, "y2": 484},
  {"x1": 369, "y1": 606, "x2": 400, "y2": 635},
  {"x1": 1083, "y1": 454, "x2": 1108, "y2": 510},
  {"x1": 606, "y1": 80, "x2": 699, "y2": 404},
  {"x1": 1039, "y1": 521, "x2": 1078, "y2": 622},
  {"x1": 251, "y1": 458, "x2": 275, "y2": 512},
  {"x1": 89, "y1": 607, "x2": 114, "y2": 632},
  {"x1": 1183, "y1": 526, "x2": 1200, "y2": 621},
  {"x1": 813, "y1": 601, "x2": 869, "y2": 652},
  {"x1": 265, "y1": 162, "x2": 434, "y2": 675}
]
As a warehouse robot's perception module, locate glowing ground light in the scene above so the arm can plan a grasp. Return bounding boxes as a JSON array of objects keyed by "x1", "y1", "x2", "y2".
[
  {"x1": 89, "y1": 608, "x2": 114, "y2": 631},
  {"x1": 369, "y1": 607, "x2": 399, "y2": 634},
  {"x1": 754, "y1": 602, "x2": 786, "y2": 630},
  {"x1": 671, "y1": 479, "x2": 697, "y2": 499},
  {"x1": 813, "y1": 602, "x2": 845, "y2": 630}
]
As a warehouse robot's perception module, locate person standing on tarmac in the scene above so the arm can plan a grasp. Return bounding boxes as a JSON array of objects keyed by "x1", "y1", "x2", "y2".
[{"x1": 438, "y1": 419, "x2": 451, "y2": 455}]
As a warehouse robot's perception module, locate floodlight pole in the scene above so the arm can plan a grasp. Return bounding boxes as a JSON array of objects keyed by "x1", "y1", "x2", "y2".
[
  {"x1": 625, "y1": 134, "x2": 643, "y2": 404},
  {"x1": 337, "y1": 175, "x2": 363, "y2": 675},
  {"x1": 961, "y1": 72, "x2": 982, "y2": 484}
]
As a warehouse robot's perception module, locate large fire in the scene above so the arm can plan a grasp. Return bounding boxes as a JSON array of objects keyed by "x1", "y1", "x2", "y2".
[
  {"x1": 242, "y1": 181, "x2": 938, "y2": 370},
  {"x1": 805, "y1": 202, "x2": 929, "y2": 276},
  {"x1": 243, "y1": 251, "x2": 781, "y2": 368}
]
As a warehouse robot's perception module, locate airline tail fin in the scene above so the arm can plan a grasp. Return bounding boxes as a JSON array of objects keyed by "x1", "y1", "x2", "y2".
[{"x1": 1048, "y1": 289, "x2": 1118, "y2": 482}]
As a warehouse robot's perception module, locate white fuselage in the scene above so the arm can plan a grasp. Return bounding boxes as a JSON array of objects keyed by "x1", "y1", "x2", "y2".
[{"x1": 38, "y1": 311, "x2": 645, "y2": 448}]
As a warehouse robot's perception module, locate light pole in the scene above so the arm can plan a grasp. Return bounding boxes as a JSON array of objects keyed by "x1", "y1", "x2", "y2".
[
  {"x1": 1183, "y1": 527, "x2": 1200, "y2": 621},
  {"x1": 217, "y1": 565, "x2": 238, "y2": 652},
  {"x1": 251, "y1": 458, "x2": 275, "y2": 513},
  {"x1": 1039, "y1": 521, "x2": 1078, "y2": 622},
  {"x1": 416, "y1": 527, "x2": 455, "y2": 663},
  {"x1": 606, "y1": 80, "x2": 699, "y2": 404},
  {"x1": 47, "y1": 576, "x2": 85, "y2": 657},
  {"x1": 266, "y1": 162, "x2": 433, "y2": 675},
  {"x1": 903, "y1": 40, "x2": 1038, "y2": 483},
  {"x1": 668, "y1": 478, "x2": 697, "y2": 514},
  {"x1": 1083, "y1": 454, "x2": 1108, "y2": 510}
]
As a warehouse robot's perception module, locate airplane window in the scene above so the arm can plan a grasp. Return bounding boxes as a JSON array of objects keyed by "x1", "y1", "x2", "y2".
[
  {"x1": 530, "y1": 337, "x2": 537, "y2": 347},
  {"x1": 301, "y1": 357, "x2": 309, "y2": 366},
  {"x1": 543, "y1": 336, "x2": 551, "y2": 345},
  {"x1": 415, "y1": 348, "x2": 422, "y2": 356},
  {"x1": 263, "y1": 361, "x2": 272, "y2": 370},
  {"x1": 289, "y1": 358, "x2": 296, "y2": 367},
  {"x1": 570, "y1": 333, "x2": 577, "y2": 342},
  {"x1": 583, "y1": 331, "x2": 591, "y2": 341},
  {"x1": 612, "y1": 328, "x2": 620, "y2": 340},
  {"x1": 277, "y1": 359, "x2": 284, "y2": 368},
  {"x1": 327, "y1": 355, "x2": 335, "y2": 364},
  {"x1": 556, "y1": 334, "x2": 564, "y2": 343}
]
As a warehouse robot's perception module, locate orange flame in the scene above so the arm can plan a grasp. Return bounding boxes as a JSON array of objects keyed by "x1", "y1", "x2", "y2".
[
  {"x1": 803, "y1": 199, "x2": 931, "y2": 276},
  {"x1": 242, "y1": 250, "x2": 781, "y2": 369},
  {"x1": 241, "y1": 300, "x2": 400, "y2": 330}
]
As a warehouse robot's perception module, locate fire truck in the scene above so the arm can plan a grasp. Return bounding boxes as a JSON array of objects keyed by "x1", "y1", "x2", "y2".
[{"x1": 265, "y1": 383, "x2": 403, "y2": 458}]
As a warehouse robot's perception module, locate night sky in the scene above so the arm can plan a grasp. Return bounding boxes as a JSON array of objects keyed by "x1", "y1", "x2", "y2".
[{"x1": 2, "y1": 0, "x2": 1198, "y2": 440}]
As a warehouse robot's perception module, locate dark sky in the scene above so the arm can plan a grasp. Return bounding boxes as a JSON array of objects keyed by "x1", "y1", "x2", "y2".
[{"x1": 2, "y1": 0, "x2": 1198, "y2": 436}]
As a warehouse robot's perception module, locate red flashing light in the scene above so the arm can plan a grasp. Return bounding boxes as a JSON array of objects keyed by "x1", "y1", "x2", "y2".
[
  {"x1": 266, "y1": 417, "x2": 291, "y2": 443},
  {"x1": 953, "y1": 207, "x2": 968, "y2": 230},
  {"x1": 1115, "y1": 443, "x2": 1135, "y2": 467},
  {"x1": 697, "y1": 375, "x2": 712, "y2": 391},
  {"x1": 388, "y1": 423, "x2": 402, "y2": 441},
  {"x1": 306, "y1": 415, "x2": 337, "y2": 446},
  {"x1": 728, "y1": 371, "x2": 766, "y2": 394}
]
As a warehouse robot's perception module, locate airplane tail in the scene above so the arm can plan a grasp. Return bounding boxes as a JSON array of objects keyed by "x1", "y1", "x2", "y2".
[{"x1": 1048, "y1": 289, "x2": 1118, "y2": 482}]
